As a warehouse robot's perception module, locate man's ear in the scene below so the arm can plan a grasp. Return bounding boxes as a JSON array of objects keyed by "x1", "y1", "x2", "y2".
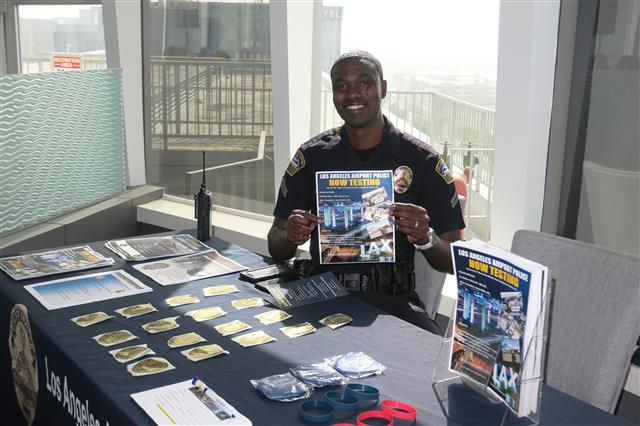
[{"x1": 381, "y1": 80, "x2": 387, "y2": 98}]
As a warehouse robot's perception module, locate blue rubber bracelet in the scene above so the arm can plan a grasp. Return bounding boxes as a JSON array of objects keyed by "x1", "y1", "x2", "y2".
[
  {"x1": 344, "y1": 383, "x2": 380, "y2": 401},
  {"x1": 325, "y1": 391, "x2": 358, "y2": 413},
  {"x1": 299, "y1": 400, "x2": 334, "y2": 423}
]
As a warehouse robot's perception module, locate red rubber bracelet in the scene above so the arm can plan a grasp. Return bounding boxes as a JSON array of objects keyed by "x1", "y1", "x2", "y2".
[
  {"x1": 356, "y1": 410, "x2": 394, "y2": 426},
  {"x1": 380, "y1": 400, "x2": 417, "y2": 421}
]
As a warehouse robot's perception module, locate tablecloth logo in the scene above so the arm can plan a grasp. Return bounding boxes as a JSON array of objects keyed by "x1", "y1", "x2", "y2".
[{"x1": 9, "y1": 304, "x2": 38, "y2": 426}]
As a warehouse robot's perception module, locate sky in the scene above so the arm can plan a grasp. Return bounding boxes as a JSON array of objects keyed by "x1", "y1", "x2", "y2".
[{"x1": 325, "y1": 0, "x2": 500, "y2": 78}]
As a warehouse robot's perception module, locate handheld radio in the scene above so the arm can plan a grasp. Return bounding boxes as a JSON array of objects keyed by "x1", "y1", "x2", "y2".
[{"x1": 194, "y1": 151, "x2": 212, "y2": 241}]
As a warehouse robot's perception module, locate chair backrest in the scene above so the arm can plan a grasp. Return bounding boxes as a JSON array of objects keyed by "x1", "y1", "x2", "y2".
[
  {"x1": 413, "y1": 250, "x2": 447, "y2": 320},
  {"x1": 582, "y1": 160, "x2": 640, "y2": 257},
  {"x1": 511, "y1": 230, "x2": 640, "y2": 413}
]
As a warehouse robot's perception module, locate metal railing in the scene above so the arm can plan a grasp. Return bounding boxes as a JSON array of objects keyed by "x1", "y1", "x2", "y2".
[
  {"x1": 150, "y1": 56, "x2": 272, "y2": 146},
  {"x1": 19, "y1": 56, "x2": 494, "y2": 239}
]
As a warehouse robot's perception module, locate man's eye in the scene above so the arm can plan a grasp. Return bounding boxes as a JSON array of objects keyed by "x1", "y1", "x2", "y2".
[
  {"x1": 360, "y1": 81, "x2": 372, "y2": 88},
  {"x1": 334, "y1": 83, "x2": 347, "y2": 90}
]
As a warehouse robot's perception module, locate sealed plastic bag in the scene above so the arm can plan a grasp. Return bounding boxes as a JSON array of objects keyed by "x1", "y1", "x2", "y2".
[
  {"x1": 325, "y1": 351, "x2": 386, "y2": 378},
  {"x1": 290, "y1": 362, "x2": 346, "y2": 387},
  {"x1": 250, "y1": 373, "x2": 314, "y2": 402}
]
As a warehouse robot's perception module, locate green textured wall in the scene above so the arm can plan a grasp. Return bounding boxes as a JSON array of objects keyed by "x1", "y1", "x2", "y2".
[{"x1": 0, "y1": 69, "x2": 127, "y2": 235}]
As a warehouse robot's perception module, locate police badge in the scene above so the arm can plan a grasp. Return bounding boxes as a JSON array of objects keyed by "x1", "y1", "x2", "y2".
[
  {"x1": 393, "y1": 166, "x2": 413, "y2": 193},
  {"x1": 9, "y1": 304, "x2": 38, "y2": 426}
]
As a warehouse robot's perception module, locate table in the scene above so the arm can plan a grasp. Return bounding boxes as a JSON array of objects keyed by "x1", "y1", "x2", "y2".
[{"x1": 0, "y1": 233, "x2": 631, "y2": 426}]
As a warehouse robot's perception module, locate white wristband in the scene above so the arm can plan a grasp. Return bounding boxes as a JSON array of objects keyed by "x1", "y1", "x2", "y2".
[{"x1": 414, "y1": 227, "x2": 438, "y2": 251}]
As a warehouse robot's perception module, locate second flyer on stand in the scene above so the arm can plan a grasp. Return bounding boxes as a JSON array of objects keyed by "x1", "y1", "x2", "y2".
[{"x1": 316, "y1": 170, "x2": 395, "y2": 264}]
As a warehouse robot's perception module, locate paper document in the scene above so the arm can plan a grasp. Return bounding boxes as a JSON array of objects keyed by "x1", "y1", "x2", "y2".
[
  {"x1": 133, "y1": 250, "x2": 247, "y2": 286},
  {"x1": 24, "y1": 270, "x2": 152, "y2": 310},
  {"x1": 316, "y1": 170, "x2": 395, "y2": 264},
  {"x1": 106, "y1": 234, "x2": 211, "y2": 261},
  {"x1": 0, "y1": 245, "x2": 114, "y2": 280},
  {"x1": 131, "y1": 379, "x2": 251, "y2": 425}
]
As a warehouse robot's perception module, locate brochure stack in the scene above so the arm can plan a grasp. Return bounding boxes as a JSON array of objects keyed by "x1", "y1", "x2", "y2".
[{"x1": 433, "y1": 240, "x2": 551, "y2": 425}]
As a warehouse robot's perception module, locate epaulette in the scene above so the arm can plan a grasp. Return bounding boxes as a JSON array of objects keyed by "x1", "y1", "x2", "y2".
[
  {"x1": 300, "y1": 127, "x2": 341, "y2": 151},
  {"x1": 398, "y1": 130, "x2": 432, "y2": 152}
]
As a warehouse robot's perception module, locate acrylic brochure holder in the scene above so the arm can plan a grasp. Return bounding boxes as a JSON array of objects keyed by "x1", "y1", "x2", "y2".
[{"x1": 432, "y1": 279, "x2": 553, "y2": 426}]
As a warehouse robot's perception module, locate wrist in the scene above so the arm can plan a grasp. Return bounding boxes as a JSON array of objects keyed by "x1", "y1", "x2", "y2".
[{"x1": 414, "y1": 227, "x2": 438, "y2": 251}]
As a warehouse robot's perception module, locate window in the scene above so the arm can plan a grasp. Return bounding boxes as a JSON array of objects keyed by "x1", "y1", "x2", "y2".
[
  {"x1": 142, "y1": 0, "x2": 274, "y2": 216},
  {"x1": 316, "y1": 0, "x2": 500, "y2": 241},
  {"x1": 16, "y1": 4, "x2": 106, "y2": 73},
  {"x1": 549, "y1": 1, "x2": 640, "y2": 257}
]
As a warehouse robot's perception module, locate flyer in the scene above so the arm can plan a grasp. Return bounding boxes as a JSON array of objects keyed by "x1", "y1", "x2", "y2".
[
  {"x1": 449, "y1": 240, "x2": 548, "y2": 417},
  {"x1": 24, "y1": 270, "x2": 152, "y2": 310},
  {"x1": 0, "y1": 245, "x2": 114, "y2": 280},
  {"x1": 105, "y1": 234, "x2": 211, "y2": 261},
  {"x1": 316, "y1": 170, "x2": 395, "y2": 264},
  {"x1": 266, "y1": 272, "x2": 348, "y2": 309},
  {"x1": 133, "y1": 250, "x2": 247, "y2": 286},
  {"x1": 131, "y1": 378, "x2": 251, "y2": 425}
]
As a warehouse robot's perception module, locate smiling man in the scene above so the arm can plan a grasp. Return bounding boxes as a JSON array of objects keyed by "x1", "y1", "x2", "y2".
[{"x1": 267, "y1": 50, "x2": 464, "y2": 333}]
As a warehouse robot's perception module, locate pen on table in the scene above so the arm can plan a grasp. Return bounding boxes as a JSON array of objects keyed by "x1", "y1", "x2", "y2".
[{"x1": 192, "y1": 377, "x2": 208, "y2": 392}]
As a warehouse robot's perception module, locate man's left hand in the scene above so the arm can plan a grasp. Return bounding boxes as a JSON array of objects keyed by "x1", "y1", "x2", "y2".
[{"x1": 390, "y1": 202, "x2": 430, "y2": 245}]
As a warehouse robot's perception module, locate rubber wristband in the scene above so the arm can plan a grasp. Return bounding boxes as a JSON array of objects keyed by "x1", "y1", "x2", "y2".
[
  {"x1": 380, "y1": 400, "x2": 417, "y2": 421},
  {"x1": 325, "y1": 391, "x2": 359, "y2": 413},
  {"x1": 356, "y1": 410, "x2": 394, "y2": 426},
  {"x1": 345, "y1": 383, "x2": 380, "y2": 401},
  {"x1": 299, "y1": 400, "x2": 334, "y2": 423}
]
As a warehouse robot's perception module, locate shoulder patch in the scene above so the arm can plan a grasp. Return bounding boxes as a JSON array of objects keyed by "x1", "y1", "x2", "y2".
[
  {"x1": 286, "y1": 149, "x2": 306, "y2": 176},
  {"x1": 435, "y1": 158, "x2": 454, "y2": 184}
]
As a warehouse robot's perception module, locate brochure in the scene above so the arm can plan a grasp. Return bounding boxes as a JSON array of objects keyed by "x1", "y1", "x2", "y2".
[
  {"x1": 133, "y1": 250, "x2": 247, "y2": 286},
  {"x1": 24, "y1": 270, "x2": 152, "y2": 310},
  {"x1": 316, "y1": 170, "x2": 395, "y2": 264},
  {"x1": 105, "y1": 234, "x2": 211, "y2": 261},
  {"x1": 131, "y1": 378, "x2": 251, "y2": 425},
  {"x1": 449, "y1": 240, "x2": 548, "y2": 417},
  {"x1": 266, "y1": 272, "x2": 348, "y2": 309},
  {"x1": 0, "y1": 245, "x2": 114, "y2": 280}
]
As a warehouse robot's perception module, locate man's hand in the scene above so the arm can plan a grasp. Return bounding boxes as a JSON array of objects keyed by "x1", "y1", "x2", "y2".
[
  {"x1": 286, "y1": 210, "x2": 320, "y2": 245},
  {"x1": 268, "y1": 211, "x2": 320, "y2": 261},
  {"x1": 389, "y1": 202, "x2": 430, "y2": 245}
]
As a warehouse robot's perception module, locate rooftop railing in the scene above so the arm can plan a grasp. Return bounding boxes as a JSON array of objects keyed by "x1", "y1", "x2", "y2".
[{"x1": 19, "y1": 56, "x2": 494, "y2": 240}]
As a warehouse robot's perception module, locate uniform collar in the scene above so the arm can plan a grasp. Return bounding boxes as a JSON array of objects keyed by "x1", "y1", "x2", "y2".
[{"x1": 337, "y1": 116, "x2": 398, "y2": 158}]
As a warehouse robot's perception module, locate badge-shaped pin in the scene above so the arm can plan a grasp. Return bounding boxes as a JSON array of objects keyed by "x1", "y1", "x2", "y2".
[{"x1": 393, "y1": 166, "x2": 413, "y2": 193}]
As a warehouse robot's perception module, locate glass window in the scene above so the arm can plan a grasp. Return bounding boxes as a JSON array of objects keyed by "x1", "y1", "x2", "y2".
[
  {"x1": 574, "y1": 1, "x2": 639, "y2": 257},
  {"x1": 143, "y1": 0, "x2": 274, "y2": 216},
  {"x1": 17, "y1": 4, "x2": 106, "y2": 74},
  {"x1": 317, "y1": 0, "x2": 499, "y2": 241}
]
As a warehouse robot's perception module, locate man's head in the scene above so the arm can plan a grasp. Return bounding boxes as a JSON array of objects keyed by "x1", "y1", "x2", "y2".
[{"x1": 330, "y1": 50, "x2": 387, "y2": 130}]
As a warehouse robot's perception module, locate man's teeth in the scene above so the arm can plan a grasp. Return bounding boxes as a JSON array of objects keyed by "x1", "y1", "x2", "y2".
[{"x1": 346, "y1": 105, "x2": 364, "y2": 111}]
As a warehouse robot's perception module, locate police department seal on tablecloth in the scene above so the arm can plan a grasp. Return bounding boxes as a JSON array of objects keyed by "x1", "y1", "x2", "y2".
[{"x1": 9, "y1": 304, "x2": 38, "y2": 426}]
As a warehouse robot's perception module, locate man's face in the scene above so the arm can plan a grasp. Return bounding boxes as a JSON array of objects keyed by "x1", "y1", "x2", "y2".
[{"x1": 331, "y1": 58, "x2": 387, "y2": 129}]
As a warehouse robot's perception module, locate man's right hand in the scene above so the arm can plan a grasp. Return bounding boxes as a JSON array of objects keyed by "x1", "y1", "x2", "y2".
[
  {"x1": 268, "y1": 211, "x2": 320, "y2": 261},
  {"x1": 286, "y1": 210, "x2": 320, "y2": 246}
]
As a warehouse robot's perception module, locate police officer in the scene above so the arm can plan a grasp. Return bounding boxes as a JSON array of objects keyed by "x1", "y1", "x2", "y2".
[{"x1": 268, "y1": 50, "x2": 464, "y2": 333}]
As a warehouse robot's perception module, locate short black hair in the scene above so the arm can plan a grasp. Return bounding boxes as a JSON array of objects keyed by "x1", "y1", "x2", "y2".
[{"x1": 330, "y1": 50, "x2": 384, "y2": 81}]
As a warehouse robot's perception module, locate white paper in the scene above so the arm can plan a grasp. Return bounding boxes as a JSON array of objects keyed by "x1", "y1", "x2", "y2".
[
  {"x1": 133, "y1": 250, "x2": 247, "y2": 286},
  {"x1": 131, "y1": 379, "x2": 252, "y2": 425},
  {"x1": 24, "y1": 270, "x2": 152, "y2": 310}
]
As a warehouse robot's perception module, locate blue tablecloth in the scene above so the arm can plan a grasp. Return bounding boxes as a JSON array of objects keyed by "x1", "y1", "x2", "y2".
[{"x1": 0, "y1": 233, "x2": 631, "y2": 426}]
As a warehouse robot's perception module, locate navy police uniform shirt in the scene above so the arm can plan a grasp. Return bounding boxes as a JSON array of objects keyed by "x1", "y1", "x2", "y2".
[{"x1": 274, "y1": 117, "x2": 465, "y2": 274}]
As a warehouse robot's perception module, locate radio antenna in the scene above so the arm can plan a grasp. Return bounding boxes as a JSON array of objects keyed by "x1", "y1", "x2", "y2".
[{"x1": 201, "y1": 151, "x2": 206, "y2": 187}]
